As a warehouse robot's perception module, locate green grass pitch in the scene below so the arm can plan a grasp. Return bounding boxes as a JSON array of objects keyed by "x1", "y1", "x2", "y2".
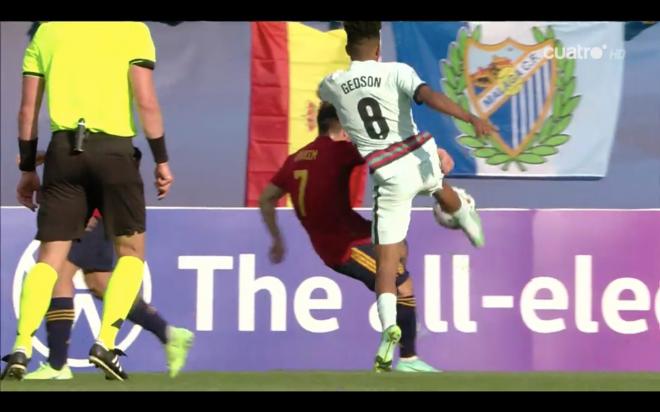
[{"x1": 2, "y1": 371, "x2": 659, "y2": 391}]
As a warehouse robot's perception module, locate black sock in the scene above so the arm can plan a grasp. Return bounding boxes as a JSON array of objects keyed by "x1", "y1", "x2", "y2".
[
  {"x1": 128, "y1": 299, "x2": 169, "y2": 344},
  {"x1": 45, "y1": 297, "x2": 74, "y2": 370},
  {"x1": 397, "y1": 295, "x2": 417, "y2": 358}
]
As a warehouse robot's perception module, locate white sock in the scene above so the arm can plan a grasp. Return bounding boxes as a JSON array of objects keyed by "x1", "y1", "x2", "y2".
[{"x1": 377, "y1": 293, "x2": 397, "y2": 330}]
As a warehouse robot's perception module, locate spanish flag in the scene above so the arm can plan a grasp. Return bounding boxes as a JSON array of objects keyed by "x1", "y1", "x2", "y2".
[{"x1": 245, "y1": 22, "x2": 367, "y2": 207}]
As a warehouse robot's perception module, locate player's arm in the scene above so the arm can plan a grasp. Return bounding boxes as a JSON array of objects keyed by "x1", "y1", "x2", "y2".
[
  {"x1": 259, "y1": 183, "x2": 287, "y2": 264},
  {"x1": 415, "y1": 85, "x2": 495, "y2": 137},
  {"x1": 395, "y1": 62, "x2": 495, "y2": 138}
]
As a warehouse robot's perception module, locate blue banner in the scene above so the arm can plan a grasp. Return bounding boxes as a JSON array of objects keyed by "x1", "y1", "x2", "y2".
[{"x1": 393, "y1": 22, "x2": 625, "y2": 178}]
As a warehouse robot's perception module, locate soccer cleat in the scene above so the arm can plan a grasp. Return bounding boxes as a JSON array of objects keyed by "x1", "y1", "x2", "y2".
[
  {"x1": 456, "y1": 207, "x2": 485, "y2": 248},
  {"x1": 24, "y1": 362, "x2": 73, "y2": 380},
  {"x1": 373, "y1": 325, "x2": 402, "y2": 372},
  {"x1": 1, "y1": 351, "x2": 29, "y2": 381},
  {"x1": 165, "y1": 326, "x2": 194, "y2": 378},
  {"x1": 395, "y1": 357, "x2": 441, "y2": 373},
  {"x1": 433, "y1": 187, "x2": 485, "y2": 248},
  {"x1": 89, "y1": 343, "x2": 128, "y2": 381}
]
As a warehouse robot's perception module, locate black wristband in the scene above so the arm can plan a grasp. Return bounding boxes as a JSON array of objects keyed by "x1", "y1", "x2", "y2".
[
  {"x1": 147, "y1": 135, "x2": 169, "y2": 164},
  {"x1": 18, "y1": 138, "x2": 38, "y2": 172}
]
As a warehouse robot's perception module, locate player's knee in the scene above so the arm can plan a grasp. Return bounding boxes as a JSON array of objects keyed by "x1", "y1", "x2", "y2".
[
  {"x1": 114, "y1": 235, "x2": 145, "y2": 260},
  {"x1": 84, "y1": 272, "x2": 109, "y2": 298}
]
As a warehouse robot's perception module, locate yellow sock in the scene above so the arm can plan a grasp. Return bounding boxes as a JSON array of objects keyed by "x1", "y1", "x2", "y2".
[
  {"x1": 98, "y1": 256, "x2": 144, "y2": 349},
  {"x1": 14, "y1": 262, "x2": 58, "y2": 358}
]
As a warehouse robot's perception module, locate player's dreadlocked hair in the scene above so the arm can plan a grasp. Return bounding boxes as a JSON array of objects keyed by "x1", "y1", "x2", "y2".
[{"x1": 343, "y1": 21, "x2": 381, "y2": 54}]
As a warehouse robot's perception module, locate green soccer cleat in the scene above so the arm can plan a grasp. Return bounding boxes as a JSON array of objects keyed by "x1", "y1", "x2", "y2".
[
  {"x1": 459, "y1": 208, "x2": 485, "y2": 248},
  {"x1": 24, "y1": 362, "x2": 74, "y2": 380},
  {"x1": 395, "y1": 357, "x2": 441, "y2": 373},
  {"x1": 165, "y1": 327, "x2": 194, "y2": 378},
  {"x1": 452, "y1": 188, "x2": 485, "y2": 248},
  {"x1": 373, "y1": 325, "x2": 402, "y2": 373}
]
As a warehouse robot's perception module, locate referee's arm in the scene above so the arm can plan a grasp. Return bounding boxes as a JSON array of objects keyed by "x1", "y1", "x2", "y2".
[
  {"x1": 130, "y1": 65, "x2": 173, "y2": 200},
  {"x1": 18, "y1": 76, "x2": 44, "y2": 142},
  {"x1": 16, "y1": 26, "x2": 46, "y2": 211},
  {"x1": 129, "y1": 23, "x2": 173, "y2": 200},
  {"x1": 16, "y1": 76, "x2": 45, "y2": 210}
]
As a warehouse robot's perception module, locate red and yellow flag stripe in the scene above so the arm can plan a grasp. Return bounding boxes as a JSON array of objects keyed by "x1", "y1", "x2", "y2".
[{"x1": 245, "y1": 22, "x2": 365, "y2": 207}]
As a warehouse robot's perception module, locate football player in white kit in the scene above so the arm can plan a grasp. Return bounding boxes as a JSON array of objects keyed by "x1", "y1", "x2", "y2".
[{"x1": 318, "y1": 22, "x2": 495, "y2": 372}]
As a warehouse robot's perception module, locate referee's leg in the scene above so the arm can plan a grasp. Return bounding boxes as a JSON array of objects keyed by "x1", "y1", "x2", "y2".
[
  {"x1": 3, "y1": 138, "x2": 88, "y2": 380},
  {"x1": 92, "y1": 137, "x2": 147, "y2": 352}
]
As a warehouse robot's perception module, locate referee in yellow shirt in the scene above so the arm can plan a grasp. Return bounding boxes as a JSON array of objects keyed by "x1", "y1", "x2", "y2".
[{"x1": 2, "y1": 22, "x2": 173, "y2": 381}]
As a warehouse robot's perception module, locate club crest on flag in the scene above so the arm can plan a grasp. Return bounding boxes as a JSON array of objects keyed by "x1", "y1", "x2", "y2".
[{"x1": 441, "y1": 25, "x2": 581, "y2": 171}]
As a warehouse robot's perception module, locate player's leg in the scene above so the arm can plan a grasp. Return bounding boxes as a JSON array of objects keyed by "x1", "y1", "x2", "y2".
[
  {"x1": 416, "y1": 137, "x2": 484, "y2": 247},
  {"x1": 393, "y1": 275, "x2": 439, "y2": 372},
  {"x1": 432, "y1": 183, "x2": 484, "y2": 247},
  {"x1": 392, "y1": 242, "x2": 419, "y2": 365},
  {"x1": 371, "y1": 180, "x2": 415, "y2": 372},
  {"x1": 23, "y1": 259, "x2": 77, "y2": 380},
  {"x1": 338, "y1": 243, "x2": 438, "y2": 372},
  {"x1": 85, "y1": 269, "x2": 194, "y2": 378}
]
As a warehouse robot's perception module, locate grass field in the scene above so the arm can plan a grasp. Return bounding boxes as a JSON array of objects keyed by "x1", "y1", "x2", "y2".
[{"x1": 2, "y1": 372, "x2": 659, "y2": 391}]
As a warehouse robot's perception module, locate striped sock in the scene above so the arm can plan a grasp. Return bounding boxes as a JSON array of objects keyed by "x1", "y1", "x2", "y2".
[
  {"x1": 397, "y1": 295, "x2": 417, "y2": 358},
  {"x1": 128, "y1": 299, "x2": 168, "y2": 344},
  {"x1": 45, "y1": 298, "x2": 74, "y2": 370}
]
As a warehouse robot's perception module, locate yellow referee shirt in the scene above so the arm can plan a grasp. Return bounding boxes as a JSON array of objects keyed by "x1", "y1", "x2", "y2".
[{"x1": 22, "y1": 22, "x2": 157, "y2": 137}]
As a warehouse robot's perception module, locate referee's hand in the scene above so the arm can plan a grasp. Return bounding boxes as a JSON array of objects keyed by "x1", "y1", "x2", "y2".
[
  {"x1": 17, "y1": 171, "x2": 40, "y2": 211},
  {"x1": 154, "y1": 162, "x2": 174, "y2": 200}
]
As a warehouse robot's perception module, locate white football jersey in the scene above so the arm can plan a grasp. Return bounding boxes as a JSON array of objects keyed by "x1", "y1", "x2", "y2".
[{"x1": 318, "y1": 60, "x2": 426, "y2": 156}]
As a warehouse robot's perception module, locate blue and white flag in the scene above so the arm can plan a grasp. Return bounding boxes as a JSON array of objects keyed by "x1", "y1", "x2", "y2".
[{"x1": 392, "y1": 22, "x2": 625, "y2": 177}]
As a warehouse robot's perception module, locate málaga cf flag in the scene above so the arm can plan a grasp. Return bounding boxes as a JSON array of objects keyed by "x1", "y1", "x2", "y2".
[
  {"x1": 245, "y1": 22, "x2": 366, "y2": 206},
  {"x1": 392, "y1": 22, "x2": 625, "y2": 177}
]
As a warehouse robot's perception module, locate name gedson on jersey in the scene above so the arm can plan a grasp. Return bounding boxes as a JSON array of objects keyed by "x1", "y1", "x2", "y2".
[{"x1": 340, "y1": 76, "x2": 382, "y2": 94}]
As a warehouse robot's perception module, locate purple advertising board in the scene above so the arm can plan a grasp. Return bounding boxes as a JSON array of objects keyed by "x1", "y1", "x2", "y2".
[{"x1": 1, "y1": 208, "x2": 658, "y2": 372}]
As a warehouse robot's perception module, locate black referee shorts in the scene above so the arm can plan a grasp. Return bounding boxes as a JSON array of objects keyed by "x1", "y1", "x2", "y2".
[{"x1": 36, "y1": 131, "x2": 146, "y2": 242}]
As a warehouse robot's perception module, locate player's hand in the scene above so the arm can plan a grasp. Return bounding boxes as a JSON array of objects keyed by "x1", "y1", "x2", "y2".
[
  {"x1": 154, "y1": 162, "x2": 174, "y2": 200},
  {"x1": 269, "y1": 237, "x2": 286, "y2": 264},
  {"x1": 469, "y1": 114, "x2": 497, "y2": 138},
  {"x1": 15, "y1": 151, "x2": 46, "y2": 167},
  {"x1": 437, "y1": 148, "x2": 455, "y2": 174},
  {"x1": 85, "y1": 216, "x2": 99, "y2": 232},
  {"x1": 16, "y1": 171, "x2": 40, "y2": 212}
]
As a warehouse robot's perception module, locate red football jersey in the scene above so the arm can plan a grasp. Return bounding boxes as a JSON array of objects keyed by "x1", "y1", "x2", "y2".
[{"x1": 270, "y1": 136, "x2": 371, "y2": 267}]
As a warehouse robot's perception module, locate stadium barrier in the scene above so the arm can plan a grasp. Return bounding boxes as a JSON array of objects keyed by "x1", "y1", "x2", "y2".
[{"x1": 2, "y1": 207, "x2": 658, "y2": 371}]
